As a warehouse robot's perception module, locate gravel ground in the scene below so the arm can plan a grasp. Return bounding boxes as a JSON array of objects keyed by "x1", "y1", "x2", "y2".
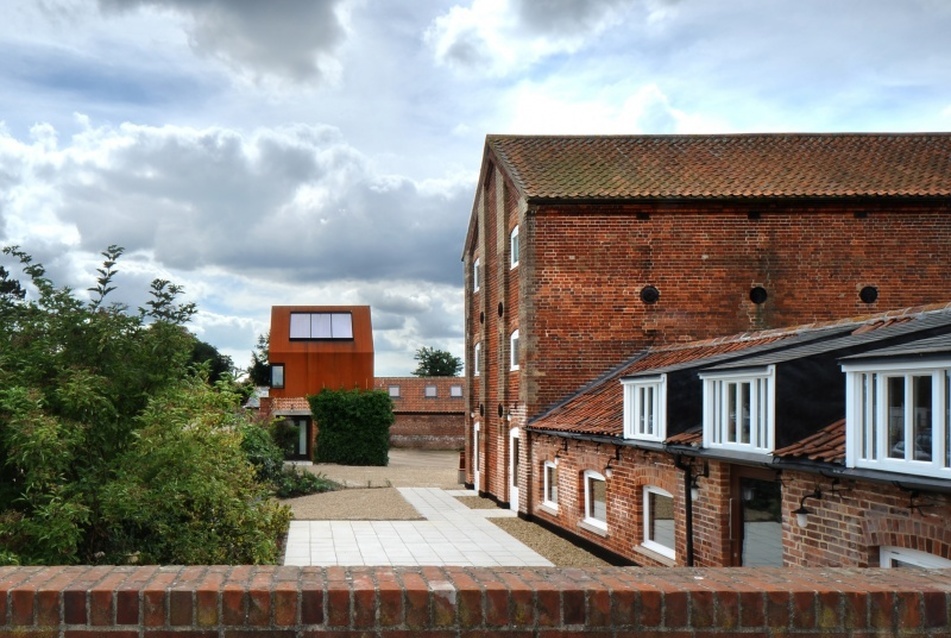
[{"x1": 282, "y1": 449, "x2": 609, "y2": 567}]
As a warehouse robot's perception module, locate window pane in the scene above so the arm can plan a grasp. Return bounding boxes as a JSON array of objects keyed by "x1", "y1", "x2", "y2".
[
  {"x1": 271, "y1": 364, "x2": 284, "y2": 388},
  {"x1": 727, "y1": 382, "x2": 738, "y2": 443},
  {"x1": 450, "y1": 385, "x2": 463, "y2": 397},
  {"x1": 887, "y1": 376, "x2": 906, "y2": 459},
  {"x1": 647, "y1": 490, "x2": 675, "y2": 549},
  {"x1": 545, "y1": 464, "x2": 558, "y2": 504},
  {"x1": 511, "y1": 438, "x2": 520, "y2": 488},
  {"x1": 912, "y1": 375, "x2": 933, "y2": 461},
  {"x1": 739, "y1": 382, "x2": 751, "y2": 444},
  {"x1": 588, "y1": 476, "x2": 606, "y2": 521},
  {"x1": 425, "y1": 385, "x2": 437, "y2": 397},
  {"x1": 388, "y1": 385, "x2": 400, "y2": 397},
  {"x1": 312, "y1": 313, "x2": 333, "y2": 338},
  {"x1": 289, "y1": 313, "x2": 310, "y2": 338},
  {"x1": 332, "y1": 313, "x2": 353, "y2": 338}
]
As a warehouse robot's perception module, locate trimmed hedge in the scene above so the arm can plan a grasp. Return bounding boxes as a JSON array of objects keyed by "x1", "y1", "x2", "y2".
[{"x1": 309, "y1": 388, "x2": 394, "y2": 466}]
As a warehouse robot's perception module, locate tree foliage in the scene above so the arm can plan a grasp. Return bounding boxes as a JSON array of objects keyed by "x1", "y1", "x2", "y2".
[
  {"x1": 412, "y1": 346, "x2": 463, "y2": 377},
  {"x1": 0, "y1": 245, "x2": 289, "y2": 565},
  {"x1": 247, "y1": 332, "x2": 271, "y2": 386}
]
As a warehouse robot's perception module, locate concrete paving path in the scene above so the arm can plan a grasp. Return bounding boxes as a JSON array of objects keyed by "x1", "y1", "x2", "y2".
[{"x1": 283, "y1": 487, "x2": 554, "y2": 567}]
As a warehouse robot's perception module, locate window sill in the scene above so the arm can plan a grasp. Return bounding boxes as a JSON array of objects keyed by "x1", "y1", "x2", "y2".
[
  {"x1": 538, "y1": 503, "x2": 558, "y2": 516},
  {"x1": 579, "y1": 519, "x2": 608, "y2": 537},
  {"x1": 633, "y1": 545, "x2": 676, "y2": 567}
]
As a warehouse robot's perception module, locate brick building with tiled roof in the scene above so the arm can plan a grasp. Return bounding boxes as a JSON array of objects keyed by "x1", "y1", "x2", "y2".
[
  {"x1": 376, "y1": 377, "x2": 465, "y2": 449},
  {"x1": 462, "y1": 132, "x2": 951, "y2": 567}
]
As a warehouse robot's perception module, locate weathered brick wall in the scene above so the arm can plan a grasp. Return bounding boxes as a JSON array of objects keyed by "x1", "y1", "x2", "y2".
[
  {"x1": 3, "y1": 565, "x2": 950, "y2": 636},
  {"x1": 524, "y1": 200, "x2": 951, "y2": 415},
  {"x1": 389, "y1": 414, "x2": 464, "y2": 450}
]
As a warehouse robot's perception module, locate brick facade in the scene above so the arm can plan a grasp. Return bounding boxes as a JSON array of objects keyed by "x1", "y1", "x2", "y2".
[{"x1": 376, "y1": 377, "x2": 466, "y2": 450}]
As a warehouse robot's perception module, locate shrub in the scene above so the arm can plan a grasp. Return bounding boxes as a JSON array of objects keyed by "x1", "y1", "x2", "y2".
[
  {"x1": 274, "y1": 467, "x2": 338, "y2": 498},
  {"x1": 310, "y1": 388, "x2": 394, "y2": 466},
  {"x1": 240, "y1": 422, "x2": 286, "y2": 485}
]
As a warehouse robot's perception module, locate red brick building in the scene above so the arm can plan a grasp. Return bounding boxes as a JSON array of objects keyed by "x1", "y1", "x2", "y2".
[
  {"x1": 375, "y1": 377, "x2": 465, "y2": 450},
  {"x1": 462, "y1": 133, "x2": 951, "y2": 565}
]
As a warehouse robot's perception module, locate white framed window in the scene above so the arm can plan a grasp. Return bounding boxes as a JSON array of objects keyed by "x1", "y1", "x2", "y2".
[
  {"x1": 881, "y1": 546, "x2": 951, "y2": 568},
  {"x1": 642, "y1": 485, "x2": 676, "y2": 560},
  {"x1": 701, "y1": 366, "x2": 775, "y2": 453},
  {"x1": 270, "y1": 364, "x2": 285, "y2": 389},
  {"x1": 388, "y1": 385, "x2": 400, "y2": 398},
  {"x1": 450, "y1": 385, "x2": 463, "y2": 398},
  {"x1": 542, "y1": 461, "x2": 558, "y2": 510},
  {"x1": 843, "y1": 360, "x2": 951, "y2": 479},
  {"x1": 510, "y1": 329, "x2": 520, "y2": 371},
  {"x1": 510, "y1": 226, "x2": 520, "y2": 269},
  {"x1": 622, "y1": 375, "x2": 666, "y2": 441},
  {"x1": 473, "y1": 342, "x2": 481, "y2": 377},
  {"x1": 473, "y1": 257, "x2": 481, "y2": 292},
  {"x1": 583, "y1": 470, "x2": 607, "y2": 530},
  {"x1": 289, "y1": 312, "x2": 353, "y2": 340},
  {"x1": 425, "y1": 384, "x2": 438, "y2": 398}
]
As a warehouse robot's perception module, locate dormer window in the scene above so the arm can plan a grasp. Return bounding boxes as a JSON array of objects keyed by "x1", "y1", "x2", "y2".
[
  {"x1": 843, "y1": 360, "x2": 951, "y2": 479},
  {"x1": 622, "y1": 375, "x2": 666, "y2": 441},
  {"x1": 701, "y1": 366, "x2": 775, "y2": 453}
]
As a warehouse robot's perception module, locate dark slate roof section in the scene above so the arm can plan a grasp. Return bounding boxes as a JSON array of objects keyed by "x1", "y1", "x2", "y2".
[
  {"x1": 839, "y1": 331, "x2": 951, "y2": 362},
  {"x1": 773, "y1": 419, "x2": 846, "y2": 464},
  {"x1": 704, "y1": 305, "x2": 951, "y2": 371},
  {"x1": 486, "y1": 133, "x2": 951, "y2": 202}
]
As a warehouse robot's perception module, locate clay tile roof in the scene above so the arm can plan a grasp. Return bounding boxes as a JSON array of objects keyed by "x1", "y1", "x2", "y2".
[
  {"x1": 773, "y1": 419, "x2": 846, "y2": 464},
  {"x1": 375, "y1": 377, "x2": 465, "y2": 414},
  {"x1": 486, "y1": 133, "x2": 951, "y2": 201},
  {"x1": 665, "y1": 427, "x2": 703, "y2": 448}
]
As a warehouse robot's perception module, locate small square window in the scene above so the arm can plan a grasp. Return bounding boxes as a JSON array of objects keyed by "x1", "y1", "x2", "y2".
[
  {"x1": 510, "y1": 226, "x2": 520, "y2": 269},
  {"x1": 425, "y1": 385, "x2": 438, "y2": 398},
  {"x1": 450, "y1": 385, "x2": 463, "y2": 398},
  {"x1": 388, "y1": 385, "x2": 400, "y2": 398},
  {"x1": 270, "y1": 364, "x2": 285, "y2": 389}
]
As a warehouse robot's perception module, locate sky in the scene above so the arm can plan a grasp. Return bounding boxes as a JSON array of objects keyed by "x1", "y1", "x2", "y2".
[{"x1": 1, "y1": 0, "x2": 950, "y2": 376}]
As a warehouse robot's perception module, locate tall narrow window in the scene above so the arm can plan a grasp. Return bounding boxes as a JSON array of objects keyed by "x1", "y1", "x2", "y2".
[
  {"x1": 583, "y1": 470, "x2": 607, "y2": 531},
  {"x1": 510, "y1": 329, "x2": 520, "y2": 370},
  {"x1": 643, "y1": 485, "x2": 676, "y2": 560},
  {"x1": 473, "y1": 342, "x2": 481, "y2": 377},
  {"x1": 473, "y1": 257, "x2": 481, "y2": 292},
  {"x1": 271, "y1": 364, "x2": 285, "y2": 389},
  {"x1": 510, "y1": 226, "x2": 520, "y2": 268},
  {"x1": 542, "y1": 461, "x2": 558, "y2": 510}
]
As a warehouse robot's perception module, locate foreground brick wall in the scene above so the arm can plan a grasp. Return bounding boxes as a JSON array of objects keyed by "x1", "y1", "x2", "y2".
[{"x1": 2, "y1": 565, "x2": 950, "y2": 636}]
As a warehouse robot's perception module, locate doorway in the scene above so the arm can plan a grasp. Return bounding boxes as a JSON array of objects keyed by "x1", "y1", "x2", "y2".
[
  {"x1": 730, "y1": 468, "x2": 783, "y2": 566},
  {"x1": 509, "y1": 427, "x2": 520, "y2": 511},
  {"x1": 281, "y1": 416, "x2": 311, "y2": 461}
]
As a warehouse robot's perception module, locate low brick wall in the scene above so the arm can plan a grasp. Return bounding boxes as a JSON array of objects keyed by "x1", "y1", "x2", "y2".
[{"x1": 2, "y1": 565, "x2": 950, "y2": 636}]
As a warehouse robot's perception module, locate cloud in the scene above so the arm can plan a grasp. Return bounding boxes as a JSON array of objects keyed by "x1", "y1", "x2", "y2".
[
  {"x1": 425, "y1": 0, "x2": 650, "y2": 76},
  {"x1": 97, "y1": 0, "x2": 352, "y2": 83}
]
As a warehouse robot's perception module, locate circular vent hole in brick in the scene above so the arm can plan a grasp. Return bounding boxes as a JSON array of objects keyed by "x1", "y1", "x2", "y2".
[
  {"x1": 749, "y1": 286, "x2": 768, "y2": 304},
  {"x1": 640, "y1": 285, "x2": 660, "y2": 304},
  {"x1": 859, "y1": 286, "x2": 878, "y2": 303}
]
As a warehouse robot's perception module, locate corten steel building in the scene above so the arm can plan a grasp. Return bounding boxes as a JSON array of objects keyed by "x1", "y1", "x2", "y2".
[{"x1": 461, "y1": 133, "x2": 951, "y2": 565}]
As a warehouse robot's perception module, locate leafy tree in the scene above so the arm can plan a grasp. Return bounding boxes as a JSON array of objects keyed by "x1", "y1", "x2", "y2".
[
  {"x1": 0, "y1": 245, "x2": 289, "y2": 565},
  {"x1": 247, "y1": 332, "x2": 271, "y2": 386},
  {"x1": 412, "y1": 346, "x2": 463, "y2": 377},
  {"x1": 310, "y1": 388, "x2": 394, "y2": 466}
]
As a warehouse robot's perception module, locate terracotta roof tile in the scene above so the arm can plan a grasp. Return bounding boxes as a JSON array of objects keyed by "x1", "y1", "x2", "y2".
[
  {"x1": 487, "y1": 133, "x2": 951, "y2": 201},
  {"x1": 773, "y1": 419, "x2": 846, "y2": 464},
  {"x1": 375, "y1": 377, "x2": 465, "y2": 414}
]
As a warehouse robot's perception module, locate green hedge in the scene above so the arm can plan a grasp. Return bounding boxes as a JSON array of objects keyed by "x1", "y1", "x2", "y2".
[{"x1": 309, "y1": 388, "x2": 393, "y2": 466}]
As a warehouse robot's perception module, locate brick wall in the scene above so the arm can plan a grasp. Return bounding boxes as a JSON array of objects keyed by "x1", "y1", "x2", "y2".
[
  {"x1": 523, "y1": 200, "x2": 951, "y2": 416},
  {"x1": 3, "y1": 565, "x2": 950, "y2": 636},
  {"x1": 389, "y1": 413, "x2": 464, "y2": 450}
]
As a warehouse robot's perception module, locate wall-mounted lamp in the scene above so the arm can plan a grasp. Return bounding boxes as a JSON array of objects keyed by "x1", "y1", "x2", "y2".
[
  {"x1": 688, "y1": 461, "x2": 709, "y2": 501},
  {"x1": 793, "y1": 488, "x2": 822, "y2": 528},
  {"x1": 604, "y1": 446, "x2": 622, "y2": 479}
]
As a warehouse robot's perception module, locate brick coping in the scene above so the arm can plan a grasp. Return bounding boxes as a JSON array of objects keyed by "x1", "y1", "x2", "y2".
[{"x1": 2, "y1": 565, "x2": 951, "y2": 635}]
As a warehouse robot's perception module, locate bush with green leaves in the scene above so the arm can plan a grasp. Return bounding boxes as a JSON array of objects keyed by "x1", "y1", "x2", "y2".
[
  {"x1": 310, "y1": 388, "x2": 394, "y2": 466},
  {"x1": 240, "y1": 421, "x2": 287, "y2": 486},
  {"x1": 0, "y1": 245, "x2": 289, "y2": 565},
  {"x1": 274, "y1": 467, "x2": 338, "y2": 498}
]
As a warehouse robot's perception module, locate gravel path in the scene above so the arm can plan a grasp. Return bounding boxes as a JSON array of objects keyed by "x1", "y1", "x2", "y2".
[{"x1": 283, "y1": 450, "x2": 609, "y2": 567}]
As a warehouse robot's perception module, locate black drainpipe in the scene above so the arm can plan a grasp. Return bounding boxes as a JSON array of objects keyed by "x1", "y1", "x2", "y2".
[{"x1": 673, "y1": 455, "x2": 695, "y2": 567}]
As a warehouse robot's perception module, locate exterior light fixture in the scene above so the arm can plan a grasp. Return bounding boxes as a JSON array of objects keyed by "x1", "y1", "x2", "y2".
[
  {"x1": 689, "y1": 461, "x2": 708, "y2": 501},
  {"x1": 793, "y1": 488, "x2": 822, "y2": 528}
]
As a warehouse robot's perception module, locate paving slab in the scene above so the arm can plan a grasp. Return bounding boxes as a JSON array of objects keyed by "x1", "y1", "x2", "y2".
[{"x1": 284, "y1": 487, "x2": 554, "y2": 567}]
